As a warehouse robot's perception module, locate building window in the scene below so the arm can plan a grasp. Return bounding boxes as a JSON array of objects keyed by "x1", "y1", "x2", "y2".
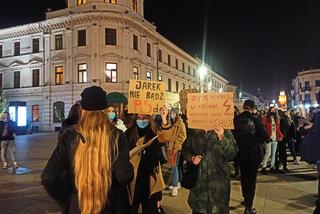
[
  {"x1": 32, "y1": 38, "x2": 40, "y2": 53},
  {"x1": 316, "y1": 80, "x2": 320, "y2": 87},
  {"x1": 183, "y1": 83, "x2": 185, "y2": 89},
  {"x1": 133, "y1": 66, "x2": 138, "y2": 79},
  {"x1": 168, "y1": 54, "x2": 171, "y2": 66},
  {"x1": 189, "y1": 85, "x2": 191, "y2": 89},
  {"x1": 132, "y1": 0, "x2": 138, "y2": 12},
  {"x1": 158, "y1": 49, "x2": 162, "y2": 62},
  {"x1": 0, "y1": 73, "x2": 2, "y2": 89},
  {"x1": 32, "y1": 105, "x2": 40, "y2": 122},
  {"x1": 14, "y1": 71, "x2": 20, "y2": 88},
  {"x1": 105, "y1": 63, "x2": 117, "y2": 83},
  {"x1": 147, "y1": 42, "x2": 151, "y2": 57},
  {"x1": 78, "y1": 63, "x2": 87, "y2": 83},
  {"x1": 146, "y1": 71, "x2": 152, "y2": 81},
  {"x1": 133, "y1": 34, "x2": 139, "y2": 51},
  {"x1": 77, "y1": 0, "x2": 87, "y2": 5},
  {"x1": 305, "y1": 94, "x2": 311, "y2": 104},
  {"x1": 105, "y1": 28, "x2": 117, "y2": 45},
  {"x1": 299, "y1": 82, "x2": 302, "y2": 89},
  {"x1": 176, "y1": 81, "x2": 179, "y2": 93},
  {"x1": 305, "y1": 81, "x2": 310, "y2": 87},
  {"x1": 55, "y1": 66, "x2": 64, "y2": 85},
  {"x1": 0, "y1": 45, "x2": 2, "y2": 58},
  {"x1": 78, "y1": 30, "x2": 86, "y2": 47},
  {"x1": 158, "y1": 75, "x2": 162, "y2": 81},
  {"x1": 14, "y1": 42, "x2": 20, "y2": 56},
  {"x1": 53, "y1": 101, "x2": 65, "y2": 123},
  {"x1": 105, "y1": 0, "x2": 117, "y2": 3},
  {"x1": 32, "y1": 69, "x2": 40, "y2": 87},
  {"x1": 168, "y1": 78, "x2": 171, "y2": 92},
  {"x1": 182, "y1": 63, "x2": 185, "y2": 72},
  {"x1": 188, "y1": 66, "x2": 190, "y2": 75},
  {"x1": 55, "y1": 34, "x2": 63, "y2": 50},
  {"x1": 299, "y1": 95, "x2": 302, "y2": 101},
  {"x1": 175, "y1": 59, "x2": 179, "y2": 69},
  {"x1": 193, "y1": 68, "x2": 195, "y2": 77}
]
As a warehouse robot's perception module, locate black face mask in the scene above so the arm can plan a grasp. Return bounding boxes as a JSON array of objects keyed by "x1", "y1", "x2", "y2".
[{"x1": 270, "y1": 112, "x2": 276, "y2": 117}]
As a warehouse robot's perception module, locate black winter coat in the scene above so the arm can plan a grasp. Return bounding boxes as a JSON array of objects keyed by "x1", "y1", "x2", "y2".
[
  {"x1": 0, "y1": 120, "x2": 17, "y2": 140},
  {"x1": 41, "y1": 126, "x2": 134, "y2": 214}
]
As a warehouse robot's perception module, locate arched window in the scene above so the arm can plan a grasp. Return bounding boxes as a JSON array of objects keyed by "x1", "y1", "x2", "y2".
[
  {"x1": 53, "y1": 101, "x2": 65, "y2": 123},
  {"x1": 105, "y1": 0, "x2": 117, "y2": 4}
]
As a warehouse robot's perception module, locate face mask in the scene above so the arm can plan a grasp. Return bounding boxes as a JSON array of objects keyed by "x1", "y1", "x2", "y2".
[
  {"x1": 170, "y1": 113, "x2": 176, "y2": 120},
  {"x1": 136, "y1": 119, "x2": 150, "y2": 129},
  {"x1": 108, "y1": 112, "x2": 116, "y2": 121}
]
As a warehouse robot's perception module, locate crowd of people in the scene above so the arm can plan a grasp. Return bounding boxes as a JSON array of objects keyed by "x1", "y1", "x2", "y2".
[{"x1": 0, "y1": 85, "x2": 316, "y2": 214}]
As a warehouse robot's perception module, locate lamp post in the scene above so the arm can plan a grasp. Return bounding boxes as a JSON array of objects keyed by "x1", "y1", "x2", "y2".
[{"x1": 199, "y1": 65, "x2": 207, "y2": 93}]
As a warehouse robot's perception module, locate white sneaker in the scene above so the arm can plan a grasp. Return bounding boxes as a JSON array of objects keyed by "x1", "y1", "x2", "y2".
[
  {"x1": 171, "y1": 187, "x2": 178, "y2": 197},
  {"x1": 168, "y1": 185, "x2": 174, "y2": 190},
  {"x1": 177, "y1": 182, "x2": 181, "y2": 189}
]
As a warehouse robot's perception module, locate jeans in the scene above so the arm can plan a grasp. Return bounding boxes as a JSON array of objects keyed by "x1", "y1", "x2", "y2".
[
  {"x1": 172, "y1": 151, "x2": 182, "y2": 187},
  {"x1": 1, "y1": 140, "x2": 16, "y2": 163},
  {"x1": 262, "y1": 140, "x2": 278, "y2": 168}
]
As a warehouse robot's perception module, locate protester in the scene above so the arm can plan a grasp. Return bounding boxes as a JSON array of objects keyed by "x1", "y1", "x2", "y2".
[
  {"x1": 107, "y1": 105, "x2": 127, "y2": 132},
  {"x1": 41, "y1": 86, "x2": 134, "y2": 214},
  {"x1": 285, "y1": 111, "x2": 299, "y2": 165},
  {"x1": 233, "y1": 100, "x2": 268, "y2": 214},
  {"x1": 261, "y1": 107, "x2": 283, "y2": 174},
  {"x1": 182, "y1": 126, "x2": 238, "y2": 214},
  {"x1": 160, "y1": 104, "x2": 187, "y2": 197},
  {"x1": 125, "y1": 114, "x2": 166, "y2": 214},
  {"x1": 61, "y1": 102, "x2": 81, "y2": 131},
  {"x1": 233, "y1": 106, "x2": 241, "y2": 180},
  {"x1": 0, "y1": 111, "x2": 18, "y2": 169}
]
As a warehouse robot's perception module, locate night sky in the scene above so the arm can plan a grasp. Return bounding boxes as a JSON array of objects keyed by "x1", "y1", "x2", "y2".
[{"x1": 1, "y1": 0, "x2": 320, "y2": 100}]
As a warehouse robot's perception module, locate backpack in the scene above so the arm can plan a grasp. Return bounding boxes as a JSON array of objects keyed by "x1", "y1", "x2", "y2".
[{"x1": 233, "y1": 116, "x2": 256, "y2": 145}]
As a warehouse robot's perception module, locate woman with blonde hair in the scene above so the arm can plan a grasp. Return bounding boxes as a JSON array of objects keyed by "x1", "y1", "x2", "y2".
[{"x1": 42, "y1": 86, "x2": 134, "y2": 214}]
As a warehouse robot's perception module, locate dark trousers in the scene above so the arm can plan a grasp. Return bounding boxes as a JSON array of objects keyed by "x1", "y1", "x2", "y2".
[
  {"x1": 131, "y1": 192, "x2": 160, "y2": 214},
  {"x1": 240, "y1": 162, "x2": 259, "y2": 208},
  {"x1": 276, "y1": 140, "x2": 287, "y2": 170},
  {"x1": 287, "y1": 139, "x2": 297, "y2": 160}
]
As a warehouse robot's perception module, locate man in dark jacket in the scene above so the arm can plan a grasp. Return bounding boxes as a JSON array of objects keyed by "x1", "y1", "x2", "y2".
[
  {"x1": 0, "y1": 111, "x2": 18, "y2": 169},
  {"x1": 233, "y1": 100, "x2": 268, "y2": 214}
]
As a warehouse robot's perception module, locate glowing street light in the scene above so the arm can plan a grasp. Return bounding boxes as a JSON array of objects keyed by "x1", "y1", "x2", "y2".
[{"x1": 199, "y1": 65, "x2": 207, "y2": 80}]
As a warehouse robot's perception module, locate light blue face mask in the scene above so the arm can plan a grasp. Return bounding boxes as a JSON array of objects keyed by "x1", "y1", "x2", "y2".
[
  {"x1": 108, "y1": 112, "x2": 116, "y2": 121},
  {"x1": 136, "y1": 119, "x2": 150, "y2": 129}
]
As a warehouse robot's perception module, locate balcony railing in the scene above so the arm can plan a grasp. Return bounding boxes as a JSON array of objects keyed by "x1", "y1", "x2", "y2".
[{"x1": 301, "y1": 86, "x2": 312, "y2": 92}]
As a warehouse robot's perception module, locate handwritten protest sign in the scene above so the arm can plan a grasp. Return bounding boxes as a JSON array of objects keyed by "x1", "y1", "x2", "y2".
[
  {"x1": 128, "y1": 79, "x2": 166, "y2": 115},
  {"x1": 187, "y1": 92, "x2": 234, "y2": 130}
]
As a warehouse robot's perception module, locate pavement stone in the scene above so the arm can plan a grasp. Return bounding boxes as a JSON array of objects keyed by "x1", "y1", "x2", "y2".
[{"x1": 0, "y1": 133, "x2": 317, "y2": 214}]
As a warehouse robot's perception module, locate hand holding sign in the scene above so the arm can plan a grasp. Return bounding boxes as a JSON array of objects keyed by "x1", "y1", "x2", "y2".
[{"x1": 213, "y1": 126, "x2": 224, "y2": 141}]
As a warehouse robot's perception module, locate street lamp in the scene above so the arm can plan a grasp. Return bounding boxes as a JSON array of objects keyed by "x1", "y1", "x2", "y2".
[
  {"x1": 198, "y1": 65, "x2": 207, "y2": 93},
  {"x1": 208, "y1": 81, "x2": 212, "y2": 91}
]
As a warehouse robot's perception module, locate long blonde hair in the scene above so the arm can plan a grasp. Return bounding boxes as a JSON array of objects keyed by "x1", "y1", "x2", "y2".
[{"x1": 74, "y1": 109, "x2": 118, "y2": 213}]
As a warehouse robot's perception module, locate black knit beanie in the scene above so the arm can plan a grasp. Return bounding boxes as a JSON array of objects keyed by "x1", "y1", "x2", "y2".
[{"x1": 80, "y1": 86, "x2": 108, "y2": 111}]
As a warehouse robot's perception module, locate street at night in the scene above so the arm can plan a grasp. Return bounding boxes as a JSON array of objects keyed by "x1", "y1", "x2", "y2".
[{"x1": 0, "y1": 133, "x2": 317, "y2": 214}]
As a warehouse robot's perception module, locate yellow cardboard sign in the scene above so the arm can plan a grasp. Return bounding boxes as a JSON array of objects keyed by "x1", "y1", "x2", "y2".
[
  {"x1": 128, "y1": 79, "x2": 166, "y2": 115},
  {"x1": 187, "y1": 92, "x2": 234, "y2": 130}
]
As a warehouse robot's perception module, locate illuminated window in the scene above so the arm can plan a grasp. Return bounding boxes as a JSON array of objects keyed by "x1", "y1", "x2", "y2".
[
  {"x1": 147, "y1": 42, "x2": 151, "y2": 57},
  {"x1": 55, "y1": 34, "x2": 63, "y2": 50},
  {"x1": 105, "y1": 28, "x2": 117, "y2": 45},
  {"x1": 158, "y1": 75, "x2": 162, "y2": 81},
  {"x1": 53, "y1": 101, "x2": 65, "y2": 123},
  {"x1": 14, "y1": 71, "x2": 20, "y2": 88},
  {"x1": 132, "y1": 0, "x2": 138, "y2": 12},
  {"x1": 55, "y1": 66, "x2": 64, "y2": 85},
  {"x1": 133, "y1": 66, "x2": 138, "y2": 79},
  {"x1": 32, "y1": 69, "x2": 40, "y2": 87},
  {"x1": 77, "y1": 0, "x2": 87, "y2": 5},
  {"x1": 105, "y1": 0, "x2": 117, "y2": 4},
  {"x1": 105, "y1": 63, "x2": 117, "y2": 83},
  {"x1": 32, "y1": 105, "x2": 40, "y2": 122},
  {"x1": 78, "y1": 30, "x2": 86, "y2": 46},
  {"x1": 32, "y1": 38, "x2": 39, "y2": 53},
  {"x1": 14, "y1": 42, "x2": 20, "y2": 56},
  {"x1": 17, "y1": 106, "x2": 27, "y2": 127},
  {"x1": 146, "y1": 71, "x2": 152, "y2": 81},
  {"x1": 78, "y1": 63, "x2": 87, "y2": 83},
  {"x1": 133, "y1": 34, "x2": 138, "y2": 51}
]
